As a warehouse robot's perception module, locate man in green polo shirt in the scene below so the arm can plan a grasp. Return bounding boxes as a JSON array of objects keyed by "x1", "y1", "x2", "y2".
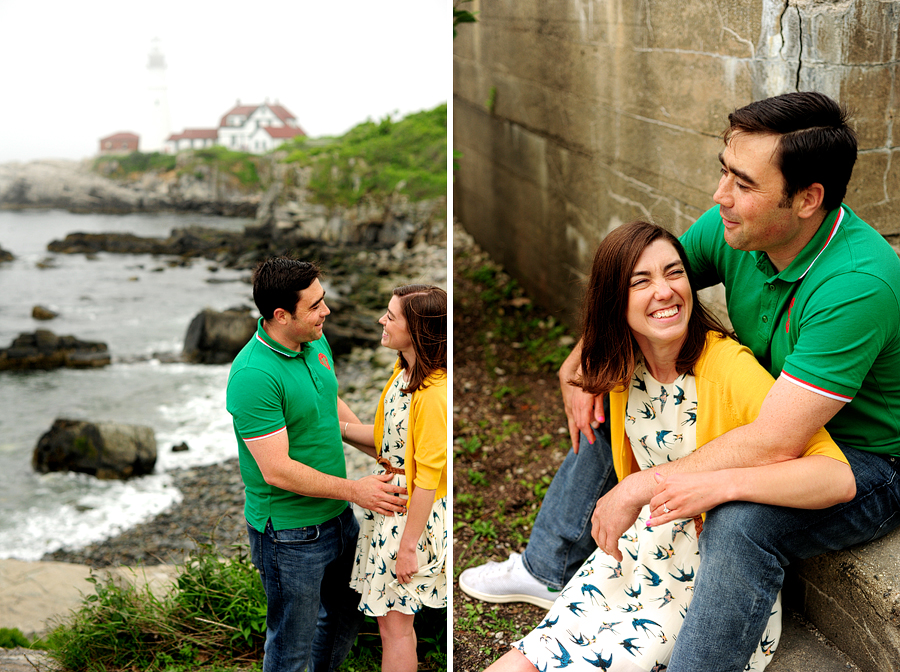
[
  {"x1": 460, "y1": 92, "x2": 900, "y2": 671},
  {"x1": 226, "y1": 257, "x2": 406, "y2": 672}
]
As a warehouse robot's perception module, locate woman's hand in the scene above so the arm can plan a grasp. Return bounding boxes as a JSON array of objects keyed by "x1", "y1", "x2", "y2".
[
  {"x1": 646, "y1": 471, "x2": 730, "y2": 527},
  {"x1": 395, "y1": 545, "x2": 419, "y2": 584}
]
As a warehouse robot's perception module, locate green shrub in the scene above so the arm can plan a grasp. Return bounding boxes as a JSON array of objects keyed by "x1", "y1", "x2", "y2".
[
  {"x1": 281, "y1": 103, "x2": 447, "y2": 207},
  {"x1": 93, "y1": 151, "x2": 177, "y2": 177},
  {"x1": 42, "y1": 537, "x2": 446, "y2": 671},
  {"x1": 44, "y1": 541, "x2": 265, "y2": 671},
  {"x1": 0, "y1": 627, "x2": 31, "y2": 649}
]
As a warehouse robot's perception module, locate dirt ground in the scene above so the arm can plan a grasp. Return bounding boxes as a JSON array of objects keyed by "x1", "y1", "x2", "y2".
[{"x1": 452, "y1": 228, "x2": 577, "y2": 671}]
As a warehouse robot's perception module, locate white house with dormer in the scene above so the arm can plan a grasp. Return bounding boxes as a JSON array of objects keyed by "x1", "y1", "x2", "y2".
[
  {"x1": 217, "y1": 100, "x2": 306, "y2": 153},
  {"x1": 164, "y1": 99, "x2": 306, "y2": 155}
]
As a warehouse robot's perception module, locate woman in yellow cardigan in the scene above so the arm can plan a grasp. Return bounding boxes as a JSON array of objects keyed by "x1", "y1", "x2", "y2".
[
  {"x1": 487, "y1": 222, "x2": 855, "y2": 672},
  {"x1": 344, "y1": 284, "x2": 447, "y2": 672}
]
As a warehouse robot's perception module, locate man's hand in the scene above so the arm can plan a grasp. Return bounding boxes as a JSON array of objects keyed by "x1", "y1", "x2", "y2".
[
  {"x1": 647, "y1": 471, "x2": 727, "y2": 527},
  {"x1": 591, "y1": 477, "x2": 646, "y2": 562},
  {"x1": 350, "y1": 473, "x2": 408, "y2": 516},
  {"x1": 559, "y1": 340, "x2": 605, "y2": 451},
  {"x1": 562, "y1": 383, "x2": 605, "y2": 452}
]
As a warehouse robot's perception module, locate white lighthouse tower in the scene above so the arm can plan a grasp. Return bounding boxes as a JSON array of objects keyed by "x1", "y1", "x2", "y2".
[{"x1": 146, "y1": 38, "x2": 172, "y2": 153}]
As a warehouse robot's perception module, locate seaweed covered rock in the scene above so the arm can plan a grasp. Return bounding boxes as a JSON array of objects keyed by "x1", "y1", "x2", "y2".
[
  {"x1": 0, "y1": 330, "x2": 110, "y2": 370},
  {"x1": 33, "y1": 419, "x2": 157, "y2": 480},
  {"x1": 182, "y1": 307, "x2": 257, "y2": 364}
]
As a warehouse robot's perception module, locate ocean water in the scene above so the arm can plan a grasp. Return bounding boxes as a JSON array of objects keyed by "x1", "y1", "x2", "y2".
[{"x1": 0, "y1": 209, "x2": 261, "y2": 560}]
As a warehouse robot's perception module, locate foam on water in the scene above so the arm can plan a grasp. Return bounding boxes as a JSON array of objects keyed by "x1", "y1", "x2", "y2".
[
  {"x1": 0, "y1": 210, "x2": 254, "y2": 561},
  {"x1": 0, "y1": 471, "x2": 182, "y2": 561}
]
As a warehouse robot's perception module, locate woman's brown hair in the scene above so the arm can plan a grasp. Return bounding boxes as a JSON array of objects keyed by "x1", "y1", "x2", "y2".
[
  {"x1": 393, "y1": 284, "x2": 447, "y2": 393},
  {"x1": 577, "y1": 221, "x2": 730, "y2": 395}
]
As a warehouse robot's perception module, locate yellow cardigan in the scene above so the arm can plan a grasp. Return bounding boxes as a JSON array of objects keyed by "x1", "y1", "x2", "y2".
[
  {"x1": 373, "y1": 364, "x2": 447, "y2": 500},
  {"x1": 609, "y1": 333, "x2": 847, "y2": 483}
]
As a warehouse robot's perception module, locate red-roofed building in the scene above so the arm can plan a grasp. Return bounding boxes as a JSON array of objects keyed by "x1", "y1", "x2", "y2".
[
  {"x1": 164, "y1": 99, "x2": 306, "y2": 155},
  {"x1": 164, "y1": 128, "x2": 218, "y2": 153},
  {"x1": 99, "y1": 132, "x2": 139, "y2": 154},
  {"x1": 217, "y1": 100, "x2": 306, "y2": 153}
]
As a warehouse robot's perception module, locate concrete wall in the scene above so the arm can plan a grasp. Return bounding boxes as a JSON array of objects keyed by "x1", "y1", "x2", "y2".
[{"x1": 453, "y1": 0, "x2": 900, "y2": 325}]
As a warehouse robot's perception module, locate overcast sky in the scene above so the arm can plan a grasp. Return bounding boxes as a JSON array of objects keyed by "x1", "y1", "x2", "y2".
[{"x1": 0, "y1": 0, "x2": 450, "y2": 163}]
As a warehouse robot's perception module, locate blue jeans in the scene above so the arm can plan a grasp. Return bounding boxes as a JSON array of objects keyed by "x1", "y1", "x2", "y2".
[
  {"x1": 667, "y1": 446, "x2": 900, "y2": 671},
  {"x1": 522, "y1": 409, "x2": 618, "y2": 590},
  {"x1": 247, "y1": 506, "x2": 364, "y2": 672},
  {"x1": 522, "y1": 426, "x2": 900, "y2": 669}
]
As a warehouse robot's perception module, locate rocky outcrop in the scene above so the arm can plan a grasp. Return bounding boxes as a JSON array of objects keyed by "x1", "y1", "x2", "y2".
[
  {"x1": 33, "y1": 419, "x2": 157, "y2": 480},
  {"x1": 0, "y1": 330, "x2": 110, "y2": 370},
  {"x1": 0, "y1": 160, "x2": 258, "y2": 216},
  {"x1": 46, "y1": 226, "x2": 261, "y2": 262},
  {"x1": 31, "y1": 418, "x2": 156, "y2": 480},
  {"x1": 0, "y1": 160, "x2": 445, "y2": 251},
  {"x1": 0, "y1": 245, "x2": 13, "y2": 262},
  {"x1": 183, "y1": 307, "x2": 258, "y2": 364},
  {"x1": 31, "y1": 305, "x2": 58, "y2": 321}
]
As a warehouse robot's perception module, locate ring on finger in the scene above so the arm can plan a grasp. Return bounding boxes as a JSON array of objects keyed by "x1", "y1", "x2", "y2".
[{"x1": 663, "y1": 503, "x2": 670, "y2": 514}]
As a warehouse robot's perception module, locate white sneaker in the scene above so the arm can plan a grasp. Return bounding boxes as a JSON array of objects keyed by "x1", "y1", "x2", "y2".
[{"x1": 458, "y1": 552, "x2": 559, "y2": 609}]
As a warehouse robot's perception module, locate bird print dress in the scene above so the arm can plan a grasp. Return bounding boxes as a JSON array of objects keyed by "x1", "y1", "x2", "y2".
[
  {"x1": 514, "y1": 360, "x2": 781, "y2": 671},
  {"x1": 350, "y1": 372, "x2": 448, "y2": 616}
]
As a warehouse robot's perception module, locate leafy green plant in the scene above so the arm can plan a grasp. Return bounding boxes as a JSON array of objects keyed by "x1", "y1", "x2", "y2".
[
  {"x1": 456, "y1": 434, "x2": 484, "y2": 455},
  {"x1": 470, "y1": 519, "x2": 498, "y2": 539},
  {"x1": 453, "y1": 0, "x2": 477, "y2": 38},
  {"x1": 281, "y1": 104, "x2": 446, "y2": 207},
  {"x1": 43, "y1": 536, "x2": 445, "y2": 671},
  {"x1": 520, "y1": 474, "x2": 554, "y2": 500},
  {"x1": 0, "y1": 627, "x2": 31, "y2": 649},
  {"x1": 93, "y1": 151, "x2": 177, "y2": 177},
  {"x1": 468, "y1": 469, "x2": 489, "y2": 487}
]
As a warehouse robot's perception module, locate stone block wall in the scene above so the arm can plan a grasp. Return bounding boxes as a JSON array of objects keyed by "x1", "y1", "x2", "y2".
[{"x1": 453, "y1": 0, "x2": 900, "y2": 324}]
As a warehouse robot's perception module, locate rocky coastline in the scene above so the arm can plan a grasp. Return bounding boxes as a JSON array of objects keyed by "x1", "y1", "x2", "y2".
[{"x1": 0, "y1": 157, "x2": 447, "y2": 570}]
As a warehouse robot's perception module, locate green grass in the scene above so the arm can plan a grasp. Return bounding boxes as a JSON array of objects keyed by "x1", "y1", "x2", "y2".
[
  {"x1": 462, "y1": 262, "x2": 575, "y2": 375},
  {"x1": 93, "y1": 151, "x2": 177, "y2": 176},
  {"x1": 92, "y1": 104, "x2": 445, "y2": 208},
  {"x1": 39, "y1": 539, "x2": 446, "y2": 671},
  {"x1": 281, "y1": 104, "x2": 447, "y2": 207}
]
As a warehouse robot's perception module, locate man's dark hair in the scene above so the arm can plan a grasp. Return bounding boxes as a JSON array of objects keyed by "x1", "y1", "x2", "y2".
[
  {"x1": 252, "y1": 257, "x2": 321, "y2": 320},
  {"x1": 726, "y1": 91, "x2": 858, "y2": 212},
  {"x1": 393, "y1": 284, "x2": 447, "y2": 393},
  {"x1": 577, "y1": 221, "x2": 731, "y2": 395}
]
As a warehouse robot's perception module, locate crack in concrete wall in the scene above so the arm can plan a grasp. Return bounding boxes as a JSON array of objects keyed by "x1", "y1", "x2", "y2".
[{"x1": 454, "y1": 0, "x2": 900, "y2": 325}]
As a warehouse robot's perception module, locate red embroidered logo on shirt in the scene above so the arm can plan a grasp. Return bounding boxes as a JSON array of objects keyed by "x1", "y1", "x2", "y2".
[
  {"x1": 785, "y1": 297, "x2": 795, "y2": 333},
  {"x1": 319, "y1": 353, "x2": 331, "y2": 370}
]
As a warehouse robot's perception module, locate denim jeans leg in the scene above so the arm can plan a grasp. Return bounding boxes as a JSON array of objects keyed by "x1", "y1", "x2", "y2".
[
  {"x1": 247, "y1": 509, "x2": 361, "y2": 672},
  {"x1": 522, "y1": 404, "x2": 618, "y2": 590},
  {"x1": 668, "y1": 446, "x2": 900, "y2": 672},
  {"x1": 310, "y1": 507, "x2": 365, "y2": 672}
]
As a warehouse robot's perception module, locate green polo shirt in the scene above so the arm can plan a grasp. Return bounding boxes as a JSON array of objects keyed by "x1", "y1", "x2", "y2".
[
  {"x1": 226, "y1": 318, "x2": 347, "y2": 531},
  {"x1": 682, "y1": 204, "x2": 900, "y2": 456}
]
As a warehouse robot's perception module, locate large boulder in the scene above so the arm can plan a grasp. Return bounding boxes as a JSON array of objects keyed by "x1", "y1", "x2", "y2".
[
  {"x1": 33, "y1": 419, "x2": 157, "y2": 480},
  {"x1": 183, "y1": 307, "x2": 257, "y2": 364},
  {"x1": 0, "y1": 330, "x2": 110, "y2": 370}
]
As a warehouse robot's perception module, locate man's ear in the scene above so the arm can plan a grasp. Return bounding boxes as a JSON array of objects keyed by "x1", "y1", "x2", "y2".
[
  {"x1": 272, "y1": 307, "x2": 291, "y2": 325},
  {"x1": 797, "y1": 182, "x2": 825, "y2": 219}
]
